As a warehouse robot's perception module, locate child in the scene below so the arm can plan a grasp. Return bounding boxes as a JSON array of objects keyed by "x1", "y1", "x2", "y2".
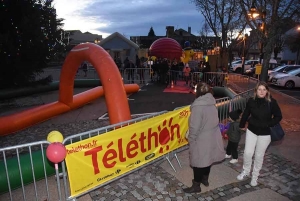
[{"x1": 225, "y1": 109, "x2": 243, "y2": 164}]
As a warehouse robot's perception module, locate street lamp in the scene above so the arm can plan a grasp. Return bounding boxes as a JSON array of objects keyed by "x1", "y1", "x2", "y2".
[
  {"x1": 248, "y1": 1, "x2": 267, "y2": 81},
  {"x1": 239, "y1": 34, "x2": 248, "y2": 74}
]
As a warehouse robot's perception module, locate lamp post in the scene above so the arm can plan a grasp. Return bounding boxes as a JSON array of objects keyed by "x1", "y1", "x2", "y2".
[
  {"x1": 248, "y1": 1, "x2": 267, "y2": 81},
  {"x1": 239, "y1": 34, "x2": 248, "y2": 74}
]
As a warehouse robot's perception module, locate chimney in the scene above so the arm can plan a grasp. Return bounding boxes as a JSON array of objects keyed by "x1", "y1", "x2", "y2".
[
  {"x1": 166, "y1": 26, "x2": 175, "y2": 37},
  {"x1": 188, "y1": 27, "x2": 191, "y2": 34}
]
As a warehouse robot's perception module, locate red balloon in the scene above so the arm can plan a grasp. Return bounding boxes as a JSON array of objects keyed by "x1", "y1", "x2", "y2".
[
  {"x1": 149, "y1": 37, "x2": 182, "y2": 60},
  {"x1": 46, "y1": 142, "x2": 67, "y2": 164}
]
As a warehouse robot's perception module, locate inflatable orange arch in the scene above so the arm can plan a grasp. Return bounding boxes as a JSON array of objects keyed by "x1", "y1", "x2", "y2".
[{"x1": 0, "y1": 43, "x2": 139, "y2": 136}]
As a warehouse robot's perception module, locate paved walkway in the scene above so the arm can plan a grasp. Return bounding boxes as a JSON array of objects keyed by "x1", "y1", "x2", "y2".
[{"x1": 0, "y1": 77, "x2": 300, "y2": 201}]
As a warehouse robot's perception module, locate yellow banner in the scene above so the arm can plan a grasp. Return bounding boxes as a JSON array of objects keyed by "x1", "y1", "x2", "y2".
[{"x1": 65, "y1": 106, "x2": 190, "y2": 197}]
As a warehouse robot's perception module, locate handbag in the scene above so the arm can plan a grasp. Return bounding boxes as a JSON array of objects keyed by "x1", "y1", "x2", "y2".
[
  {"x1": 268, "y1": 102, "x2": 285, "y2": 141},
  {"x1": 270, "y1": 124, "x2": 285, "y2": 141}
]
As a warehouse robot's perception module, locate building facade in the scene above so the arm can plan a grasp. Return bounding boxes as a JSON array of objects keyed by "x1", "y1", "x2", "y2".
[{"x1": 130, "y1": 26, "x2": 221, "y2": 61}]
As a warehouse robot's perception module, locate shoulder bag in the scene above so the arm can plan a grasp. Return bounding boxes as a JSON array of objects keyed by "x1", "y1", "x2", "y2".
[{"x1": 268, "y1": 102, "x2": 285, "y2": 141}]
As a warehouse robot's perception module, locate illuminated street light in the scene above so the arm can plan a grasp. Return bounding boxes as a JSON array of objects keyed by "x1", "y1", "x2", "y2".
[
  {"x1": 248, "y1": 0, "x2": 267, "y2": 81},
  {"x1": 238, "y1": 34, "x2": 248, "y2": 74},
  {"x1": 248, "y1": 2, "x2": 259, "y2": 19}
]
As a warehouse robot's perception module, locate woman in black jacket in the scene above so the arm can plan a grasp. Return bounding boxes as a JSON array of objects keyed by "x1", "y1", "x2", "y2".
[{"x1": 237, "y1": 82, "x2": 282, "y2": 187}]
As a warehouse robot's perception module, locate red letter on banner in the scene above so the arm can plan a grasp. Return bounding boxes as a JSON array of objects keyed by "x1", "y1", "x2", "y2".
[{"x1": 85, "y1": 146, "x2": 103, "y2": 174}]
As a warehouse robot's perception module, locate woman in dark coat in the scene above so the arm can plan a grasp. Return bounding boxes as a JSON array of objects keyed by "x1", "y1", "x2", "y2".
[
  {"x1": 237, "y1": 82, "x2": 282, "y2": 187},
  {"x1": 183, "y1": 82, "x2": 225, "y2": 193}
]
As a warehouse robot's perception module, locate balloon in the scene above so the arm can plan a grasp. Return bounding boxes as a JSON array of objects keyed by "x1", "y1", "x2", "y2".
[
  {"x1": 224, "y1": 122, "x2": 230, "y2": 130},
  {"x1": 219, "y1": 123, "x2": 225, "y2": 133},
  {"x1": 222, "y1": 130, "x2": 228, "y2": 139},
  {"x1": 46, "y1": 142, "x2": 67, "y2": 164},
  {"x1": 150, "y1": 56, "x2": 157, "y2": 61},
  {"x1": 47, "y1": 130, "x2": 64, "y2": 143}
]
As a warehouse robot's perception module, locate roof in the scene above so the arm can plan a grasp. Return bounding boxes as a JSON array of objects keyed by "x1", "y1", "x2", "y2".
[
  {"x1": 99, "y1": 32, "x2": 139, "y2": 49},
  {"x1": 174, "y1": 28, "x2": 196, "y2": 37},
  {"x1": 65, "y1": 30, "x2": 102, "y2": 44}
]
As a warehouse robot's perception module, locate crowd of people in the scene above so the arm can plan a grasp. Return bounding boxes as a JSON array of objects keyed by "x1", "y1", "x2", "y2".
[
  {"x1": 115, "y1": 55, "x2": 221, "y2": 86},
  {"x1": 78, "y1": 56, "x2": 229, "y2": 88}
]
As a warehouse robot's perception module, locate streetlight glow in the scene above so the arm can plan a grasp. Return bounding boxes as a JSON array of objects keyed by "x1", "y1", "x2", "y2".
[{"x1": 248, "y1": 0, "x2": 267, "y2": 81}]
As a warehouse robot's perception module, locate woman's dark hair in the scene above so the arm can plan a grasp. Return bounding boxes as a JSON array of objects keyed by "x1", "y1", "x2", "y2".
[{"x1": 195, "y1": 82, "x2": 211, "y2": 98}]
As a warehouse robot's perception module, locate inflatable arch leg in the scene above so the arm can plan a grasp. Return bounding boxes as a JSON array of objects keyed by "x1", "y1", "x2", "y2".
[{"x1": 59, "y1": 43, "x2": 133, "y2": 125}]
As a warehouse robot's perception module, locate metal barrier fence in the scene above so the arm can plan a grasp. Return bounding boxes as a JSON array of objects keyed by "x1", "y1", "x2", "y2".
[
  {"x1": 0, "y1": 141, "x2": 68, "y2": 201},
  {"x1": 36, "y1": 68, "x2": 155, "y2": 84},
  {"x1": 191, "y1": 72, "x2": 228, "y2": 87},
  {"x1": 38, "y1": 69, "x2": 230, "y2": 89},
  {"x1": 0, "y1": 90, "x2": 254, "y2": 201}
]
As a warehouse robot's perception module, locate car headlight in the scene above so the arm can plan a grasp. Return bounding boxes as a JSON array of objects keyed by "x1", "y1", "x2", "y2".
[{"x1": 277, "y1": 77, "x2": 286, "y2": 80}]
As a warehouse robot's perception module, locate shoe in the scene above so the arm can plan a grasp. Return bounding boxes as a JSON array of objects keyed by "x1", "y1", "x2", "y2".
[
  {"x1": 183, "y1": 180, "x2": 201, "y2": 193},
  {"x1": 225, "y1": 154, "x2": 231, "y2": 159},
  {"x1": 200, "y1": 175, "x2": 209, "y2": 187},
  {"x1": 230, "y1": 159, "x2": 238, "y2": 164},
  {"x1": 250, "y1": 177, "x2": 258, "y2": 187},
  {"x1": 237, "y1": 170, "x2": 249, "y2": 181}
]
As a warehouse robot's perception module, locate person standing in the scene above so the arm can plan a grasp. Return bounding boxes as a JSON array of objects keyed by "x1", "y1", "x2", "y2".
[
  {"x1": 136, "y1": 55, "x2": 144, "y2": 84},
  {"x1": 82, "y1": 62, "x2": 88, "y2": 77},
  {"x1": 225, "y1": 109, "x2": 243, "y2": 164},
  {"x1": 127, "y1": 60, "x2": 135, "y2": 83},
  {"x1": 237, "y1": 81, "x2": 282, "y2": 186},
  {"x1": 183, "y1": 63, "x2": 191, "y2": 86},
  {"x1": 170, "y1": 59, "x2": 179, "y2": 85},
  {"x1": 183, "y1": 82, "x2": 225, "y2": 193}
]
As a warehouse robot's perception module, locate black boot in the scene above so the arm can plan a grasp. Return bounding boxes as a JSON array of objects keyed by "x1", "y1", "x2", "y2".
[
  {"x1": 201, "y1": 175, "x2": 209, "y2": 187},
  {"x1": 183, "y1": 180, "x2": 201, "y2": 193}
]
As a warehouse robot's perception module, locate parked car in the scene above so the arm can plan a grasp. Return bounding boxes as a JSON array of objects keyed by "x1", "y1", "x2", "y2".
[
  {"x1": 245, "y1": 62, "x2": 281, "y2": 78},
  {"x1": 268, "y1": 65, "x2": 300, "y2": 81},
  {"x1": 271, "y1": 68, "x2": 300, "y2": 89},
  {"x1": 241, "y1": 59, "x2": 278, "y2": 77},
  {"x1": 230, "y1": 60, "x2": 259, "y2": 73},
  {"x1": 228, "y1": 60, "x2": 242, "y2": 68}
]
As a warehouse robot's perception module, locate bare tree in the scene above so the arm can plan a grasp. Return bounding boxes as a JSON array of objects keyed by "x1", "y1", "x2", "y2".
[
  {"x1": 192, "y1": 0, "x2": 246, "y2": 66},
  {"x1": 239, "y1": 0, "x2": 300, "y2": 81},
  {"x1": 284, "y1": 27, "x2": 300, "y2": 64},
  {"x1": 198, "y1": 22, "x2": 216, "y2": 55}
]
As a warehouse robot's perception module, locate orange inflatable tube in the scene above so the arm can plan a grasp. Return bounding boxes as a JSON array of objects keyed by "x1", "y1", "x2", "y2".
[{"x1": 0, "y1": 43, "x2": 140, "y2": 136}]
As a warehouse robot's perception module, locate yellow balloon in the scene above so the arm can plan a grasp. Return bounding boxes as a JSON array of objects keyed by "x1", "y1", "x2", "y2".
[{"x1": 47, "y1": 131, "x2": 64, "y2": 143}]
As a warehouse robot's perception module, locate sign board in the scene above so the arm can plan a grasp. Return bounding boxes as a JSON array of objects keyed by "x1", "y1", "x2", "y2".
[
  {"x1": 65, "y1": 107, "x2": 190, "y2": 197},
  {"x1": 255, "y1": 64, "x2": 262, "y2": 75}
]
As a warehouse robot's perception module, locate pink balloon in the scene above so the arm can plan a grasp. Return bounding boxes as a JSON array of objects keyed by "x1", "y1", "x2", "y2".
[{"x1": 46, "y1": 142, "x2": 67, "y2": 164}]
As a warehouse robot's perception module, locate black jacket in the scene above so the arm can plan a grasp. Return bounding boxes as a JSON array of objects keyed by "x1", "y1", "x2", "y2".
[
  {"x1": 226, "y1": 121, "x2": 242, "y2": 143},
  {"x1": 239, "y1": 97, "x2": 282, "y2": 136}
]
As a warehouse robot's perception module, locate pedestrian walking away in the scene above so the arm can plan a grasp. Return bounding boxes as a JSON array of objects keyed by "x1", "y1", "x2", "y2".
[
  {"x1": 237, "y1": 81, "x2": 282, "y2": 187},
  {"x1": 183, "y1": 82, "x2": 225, "y2": 194}
]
